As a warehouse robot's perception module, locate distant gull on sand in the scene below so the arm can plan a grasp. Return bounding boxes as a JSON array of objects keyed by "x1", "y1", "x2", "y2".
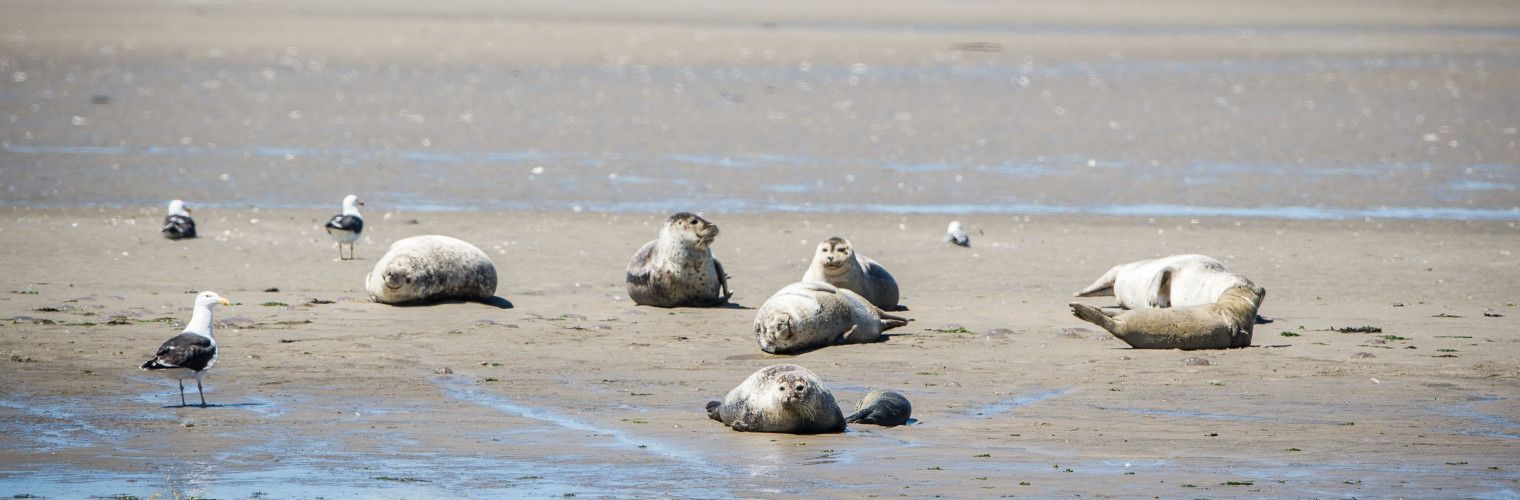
[
  {"x1": 945, "y1": 220, "x2": 970, "y2": 247},
  {"x1": 140, "y1": 291, "x2": 231, "y2": 407},
  {"x1": 325, "y1": 194, "x2": 365, "y2": 260},
  {"x1": 161, "y1": 199, "x2": 196, "y2": 240}
]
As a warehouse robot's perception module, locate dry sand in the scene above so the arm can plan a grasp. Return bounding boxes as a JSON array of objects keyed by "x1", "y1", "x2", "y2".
[{"x1": 0, "y1": 207, "x2": 1516, "y2": 496}]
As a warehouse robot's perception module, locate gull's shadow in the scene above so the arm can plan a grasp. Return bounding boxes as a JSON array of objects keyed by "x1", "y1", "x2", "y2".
[{"x1": 162, "y1": 402, "x2": 268, "y2": 409}]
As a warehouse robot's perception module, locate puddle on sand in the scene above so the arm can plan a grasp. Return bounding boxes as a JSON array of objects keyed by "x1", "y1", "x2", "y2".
[
  {"x1": 0, "y1": 453, "x2": 718, "y2": 498},
  {"x1": 1435, "y1": 395, "x2": 1520, "y2": 440},
  {"x1": 0, "y1": 397, "x2": 130, "y2": 451},
  {"x1": 968, "y1": 388, "x2": 1074, "y2": 417},
  {"x1": 432, "y1": 376, "x2": 721, "y2": 473}
]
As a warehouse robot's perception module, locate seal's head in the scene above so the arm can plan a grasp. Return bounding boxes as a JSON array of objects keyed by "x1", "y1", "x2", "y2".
[
  {"x1": 810, "y1": 237, "x2": 854, "y2": 275},
  {"x1": 758, "y1": 364, "x2": 822, "y2": 408},
  {"x1": 366, "y1": 255, "x2": 418, "y2": 302},
  {"x1": 756, "y1": 311, "x2": 797, "y2": 353},
  {"x1": 662, "y1": 212, "x2": 720, "y2": 247}
]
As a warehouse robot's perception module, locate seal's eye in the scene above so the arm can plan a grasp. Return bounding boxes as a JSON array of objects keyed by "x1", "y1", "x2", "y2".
[
  {"x1": 778, "y1": 386, "x2": 786, "y2": 392},
  {"x1": 795, "y1": 384, "x2": 805, "y2": 391}
]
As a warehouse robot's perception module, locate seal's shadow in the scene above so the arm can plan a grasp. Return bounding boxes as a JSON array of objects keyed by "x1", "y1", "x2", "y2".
[
  {"x1": 385, "y1": 296, "x2": 514, "y2": 309},
  {"x1": 714, "y1": 302, "x2": 753, "y2": 310}
]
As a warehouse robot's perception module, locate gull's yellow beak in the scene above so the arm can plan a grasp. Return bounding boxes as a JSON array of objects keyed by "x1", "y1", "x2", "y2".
[
  {"x1": 358, "y1": 201, "x2": 366, "y2": 207},
  {"x1": 217, "y1": 297, "x2": 232, "y2": 306},
  {"x1": 185, "y1": 207, "x2": 193, "y2": 214}
]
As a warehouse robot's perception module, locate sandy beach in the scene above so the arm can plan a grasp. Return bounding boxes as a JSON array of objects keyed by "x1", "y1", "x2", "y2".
[
  {"x1": 1, "y1": 0, "x2": 1519, "y2": 497},
  {"x1": 0, "y1": 208, "x2": 1516, "y2": 496}
]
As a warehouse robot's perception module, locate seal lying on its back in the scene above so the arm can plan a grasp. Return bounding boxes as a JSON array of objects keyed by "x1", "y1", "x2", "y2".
[
  {"x1": 625, "y1": 213, "x2": 732, "y2": 307},
  {"x1": 366, "y1": 235, "x2": 497, "y2": 305},
  {"x1": 706, "y1": 364, "x2": 846, "y2": 434},
  {"x1": 802, "y1": 237, "x2": 900, "y2": 310},
  {"x1": 846, "y1": 389, "x2": 912, "y2": 427},
  {"x1": 754, "y1": 282, "x2": 909, "y2": 354},
  {"x1": 1074, "y1": 254, "x2": 1257, "y2": 309},
  {"x1": 1070, "y1": 285, "x2": 1266, "y2": 349}
]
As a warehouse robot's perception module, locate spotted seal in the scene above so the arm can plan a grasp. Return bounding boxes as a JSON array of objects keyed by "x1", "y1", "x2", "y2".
[
  {"x1": 366, "y1": 235, "x2": 497, "y2": 304},
  {"x1": 625, "y1": 212, "x2": 732, "y2": 307},
  {"x1": 754, "y1": 281, "x2": 909, "y2": 354},
  {"x1": 705, "y1": 364, "x2": 846, "y2": 434},
  {"x1": 1074, "y1": 254, "x2": 1257, "y2": 309},
  {"x1": 802, "y1": 237, "x2": 900, "y2": 310},
  {"x1": 846, "y1": 389, "x2": 912, "y2": 427},
  {"x1": 1070, "y1": 284, "x2": 1266, "y2": 349}
]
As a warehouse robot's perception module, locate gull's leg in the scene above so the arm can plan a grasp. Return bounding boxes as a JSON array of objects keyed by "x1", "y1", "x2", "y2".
[{"x1": 197, "y1": 379, "x2": 207, "y2": 407}]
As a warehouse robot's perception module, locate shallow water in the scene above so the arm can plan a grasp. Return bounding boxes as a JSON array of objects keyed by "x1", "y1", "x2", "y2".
[{"x1": 3, "y1": 46, "x2": 1517, "y2": 220}]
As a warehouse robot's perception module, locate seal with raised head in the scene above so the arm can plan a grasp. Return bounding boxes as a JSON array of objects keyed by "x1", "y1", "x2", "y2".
[
  {"x1": 802, "y1": 237, "x2": 900, "y2": 310},
  {"x1": 1069, "y1": 284, "x2": 1266, "y2": 349},
  {"x1": 706, "y1": 364, "x2": 846, "y2": 434},
  {"x1": 366, "y1": 235, "x2": 497, "y2": 305},
  {"x1": 846, "y1": 389, "x2": 912, "y2": 427},
  {"x1": 754, "y1": 281, "x2": 909, "y2": 354},
  {"x1": 625, "y1": 212, "x2": 732, "y2": 307},
  {"x1": 1074, "y1": 254, "x2": 1257, "y2": 309}
]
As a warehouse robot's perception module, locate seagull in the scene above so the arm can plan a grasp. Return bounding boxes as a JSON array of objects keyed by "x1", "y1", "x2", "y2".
[
  {"x1": 325, "y1": 194, "x2": 365, "y2": 260},
  {"x1": 161, "y1": 200, "x2": 196, "y2": 240},
  {"x1": 140, "y1": 291, "x2": 231, "y2": 407},
  {"x1": 945, "y1": 220, "x2": 970, "y2": 247}
]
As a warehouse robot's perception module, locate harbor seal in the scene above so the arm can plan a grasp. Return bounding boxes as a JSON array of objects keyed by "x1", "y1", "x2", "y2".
[
  {"x1": 754, "y1": 281, "x2": 909, "y2": 354},
  {"x1": 366, "y1": 235, "x2": 497, "y2": 305},
  {"x1": 625, "y1": 212, "x2": 732, "y2": 307},
  {"x1": 846, "y1": 389, "x2": 912, "y2": 427},
  {"x1": 705, "y1": 364, "x2": 846, "y2": 434},
  {"x1": 1069, "y1": 284, "x2": 1266, "y2": 349},
  {"x1": 801, "y1": 237, "x2": 900, "y2": 310},
  {"x1": 1073, "y1": 254, "x2": 1257, "y2": 309}
]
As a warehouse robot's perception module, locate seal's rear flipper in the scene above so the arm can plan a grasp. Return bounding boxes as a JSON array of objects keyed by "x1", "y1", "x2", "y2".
[
  {"x1": 845, "y1": 409, "x2": 872, "y2": 424},
  {"x1": 1074, "y1": 265, "x2": 1120, "y2": 297},
  {"x1": 705, "y1": 400, "x2": 722, "y2": 421},
  {"x1": 878, "y1": 312, "x2": 909, "y2": 331},
  {"x1": 1070, "y1": 303, "x2": 1119, "y2": 332}
]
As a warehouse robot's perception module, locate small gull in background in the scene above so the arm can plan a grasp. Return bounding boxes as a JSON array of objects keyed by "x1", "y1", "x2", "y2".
[
  {"x1": 325, "y1": 194, "x2": 365, "y2": 260},
  {"x1": 945, "y1": 220, "x2": 970, "y2": 247},
  {"x1": 161, "y1": 199, "x2": 196, "y2": 240}
]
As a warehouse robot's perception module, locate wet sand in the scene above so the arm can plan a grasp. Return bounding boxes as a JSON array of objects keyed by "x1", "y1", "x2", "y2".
[
  {"x1": 3, "y1": 0, "x2": 1520, "y2": 217},
  {"x1": 0, "y1": 207, "x2": 1516, "y2": 497}
]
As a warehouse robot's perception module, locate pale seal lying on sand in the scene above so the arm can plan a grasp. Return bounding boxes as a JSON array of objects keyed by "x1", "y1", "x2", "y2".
[
  {"x1": 754, "y1": 282, "x2": 909, "y2": 354},
  {"x1": 706, "y1": 364, "x2": 846, "y2": 434},
  {"x1": 1069, "y1": 284, "x2": 1266, "y2": 349},
  {"x1": 846, "y1": 389, "x2": 912, "y2": 427},
  {"x1": 1074, "y1": 254, "x2": 1257, "y2": 309},
  {"x1": 801, "y1": 237, "x2": 900, "y2": 310},
  {"x1": 366, "y1": 235, "x2": 497, "y2": 304},
  {"x1": 625, "y1": 212, "x2": 732, "y2": 307}
]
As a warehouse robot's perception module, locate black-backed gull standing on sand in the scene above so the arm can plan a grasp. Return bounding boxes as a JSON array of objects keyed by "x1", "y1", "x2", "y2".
[
  {"x1": 140, "y1": 291, "x2": 231, "y2": 407},
  {"x1": 161, "y1": 199, "x2": 196, "y2": 240},
  {"x1": 325, "y1": 194, "x2": 365, "y2": 260}
]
